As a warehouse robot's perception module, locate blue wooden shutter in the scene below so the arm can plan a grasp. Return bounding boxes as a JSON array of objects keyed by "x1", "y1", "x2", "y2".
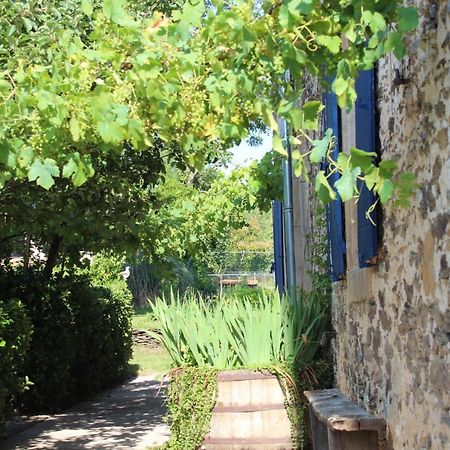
[
  {"x1": 324, "y1": 88, "x2": 345, "y2": 281},
  {"x1": 355, "y1": 70, "x2": 378, "y2": 267},
  {"x1": 272, "y1": 200, "x2": 285, "y2": 293}
]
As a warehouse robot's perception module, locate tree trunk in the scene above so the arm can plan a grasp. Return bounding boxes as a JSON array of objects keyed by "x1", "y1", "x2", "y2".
[
  {"x1": 44, "y1": 234, "x2": 63, "y2": 279},
  {"x1": 24, "y1": 235, "x2": 31, "y2": 269}
]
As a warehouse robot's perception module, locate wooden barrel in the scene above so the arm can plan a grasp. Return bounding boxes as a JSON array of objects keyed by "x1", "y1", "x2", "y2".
[{"x1": 203, "y1": 370, "x2": 296, "y2": 450}]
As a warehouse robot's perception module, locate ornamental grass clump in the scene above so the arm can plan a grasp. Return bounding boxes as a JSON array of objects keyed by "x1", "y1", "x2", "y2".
[
  {"x1": 150, "y1": 289, "x2": 325, "y2": 370},
  {"x1": 151, "y1": 289, "x2": 329, "y2": 450}
]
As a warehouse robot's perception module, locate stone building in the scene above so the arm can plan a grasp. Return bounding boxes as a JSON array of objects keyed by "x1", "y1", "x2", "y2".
[{"x1": 283, "y1": 1, "x2": 449, "y2": 448}]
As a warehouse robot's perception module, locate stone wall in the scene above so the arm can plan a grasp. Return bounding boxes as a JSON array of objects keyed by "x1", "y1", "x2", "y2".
[{"x1": 333, "y1": 1, "x2": 449, "y2": 449}]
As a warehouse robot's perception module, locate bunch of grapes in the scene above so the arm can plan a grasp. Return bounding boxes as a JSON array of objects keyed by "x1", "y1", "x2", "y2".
[
  {"x1": 183, "y1": 90, "x2": 208, "y2": 135},
  {"x1": 28, "y1": 112, "x2": 45, "y2": 154},
  {"x1": 236, "y1": 98, "x2": 256, "y2": 121}
]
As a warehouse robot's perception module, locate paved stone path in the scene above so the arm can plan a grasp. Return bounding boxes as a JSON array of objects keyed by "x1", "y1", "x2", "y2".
[{"x1": 0, "y1": 375, "x2": 169, "y2": 450}]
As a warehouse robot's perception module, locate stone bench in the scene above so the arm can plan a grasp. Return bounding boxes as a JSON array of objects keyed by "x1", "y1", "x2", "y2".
[{"x1": 304, "y1": 389, "x2": 386, "y2": 450}]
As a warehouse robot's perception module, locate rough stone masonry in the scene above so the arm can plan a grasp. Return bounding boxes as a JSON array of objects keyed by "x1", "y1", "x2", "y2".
[{"x1": 332, "y1": 1, "x2": 449, "y2": 449}]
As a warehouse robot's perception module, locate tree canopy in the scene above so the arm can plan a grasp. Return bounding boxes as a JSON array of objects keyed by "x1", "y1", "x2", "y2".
[
  {"x1": 0, "y1": 0, "x2": 250, "y2": 274},
  {"x1": 0, "y1": 0, "x2": 418, "y2": 206}
]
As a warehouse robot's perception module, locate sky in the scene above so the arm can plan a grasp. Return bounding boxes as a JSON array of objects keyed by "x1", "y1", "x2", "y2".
[{"x1": 224, "y1": 132, "x2": 272, "y2": 173}]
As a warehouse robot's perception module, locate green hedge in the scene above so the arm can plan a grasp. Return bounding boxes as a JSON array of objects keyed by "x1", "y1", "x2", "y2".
[
  {"x1": 20, "y1": 281, "x2": 78, "y2": 412},
  {"x1": 0, "y1": 299, "x2": 32, "y2": 425},
  {"x1": 0, "y1": 268, "x2": 133, "y2": 416},
  {"x1": 70, "y1": 279, "x2": 133, "y2": 398}
]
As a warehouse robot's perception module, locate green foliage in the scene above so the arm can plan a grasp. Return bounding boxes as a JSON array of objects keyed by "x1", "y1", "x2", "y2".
[
  {"x1": 151, "y1": 290, "x2": 326, "y2": 370},
  {"x1": 164, "y1": 367, "x2": 217, "y2": 450},
  {"x1": 0, "y1": 299, "x2": 32, "y2": 426},
  {"x1": 147, "y1": 168, "x2": 250, "y2": 268},
  {"x1": 69, "y1": 281, "x2": 133, "y2": 398},
  {"x1": 0, "y1": 268, "x2": 133, "y2": 414},
  {"x1": 0, "y1": 0, "x2": 419, "y2": 208},
  {"x1": 89, "y1": 252, "x2": 126, "y2": 285},
  {"x1": 308, "y1": 205, "x2": 332, "y2": 306},
  {"x1": 76, "y1": 165, "x2": 253, "y2": 306},
  {"x1": 230, "y1": 208, "x2": 273, "y2": 252},
  {"x1": 214, "y1": 252, "x2": 273, "y2": 274},
  {"x1": 0, "y1": 162, "x2": 250, "y2": 294},
  {"x1": 123, "y1": 167, "x2": 252, "y2": 303},
  {"x1": 222, "y1": 286, "x2": 273, "y2": 304},
  {"x1": 246, "y1": 151, "x2": 284, "y2": 211},
  {"x1": 0, "y1": 142, "x2": 165, "y2": 265},
  {"x1": 0, "y1": 271, "x2": 80, "y2": 411}
]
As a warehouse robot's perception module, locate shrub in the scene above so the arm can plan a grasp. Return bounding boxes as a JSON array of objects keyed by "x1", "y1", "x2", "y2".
[
  {"x1": 70, "y1": 280, "x2": 133, "y2": 397},
  {"x1": 22, "y1": 275, "x2": 133, "y2": 412},
  {"x1": 89, "y1": 252, "x2": 126, "y2": 285},
  {"x1": 221, "y1": 285, "x2": 273, "y2": 305},
  {"x1": 19, "y1": 280, "x2": 78, "y2": 412},
  {"x1": 0, "y1": 299, "x2": 32, "y2": 425},
  {"x1": 128, "y1": 258, "x2": 218, "y2": 307},
  {"x1": 0, "y1": 267, "x2": 133, "y2": 415}
]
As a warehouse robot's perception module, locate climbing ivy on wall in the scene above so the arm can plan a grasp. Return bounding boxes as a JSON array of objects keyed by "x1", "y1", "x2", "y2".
[
  {"x1": 164, "y1": 367, "x2": 218, "y2": 450},
  {"x1": 0, "y1": 0, "x2": 418, "y2": 206}
]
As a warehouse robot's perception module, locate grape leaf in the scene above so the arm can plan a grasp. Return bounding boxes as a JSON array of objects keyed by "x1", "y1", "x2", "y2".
[
  {"x1": 97, "y1": 121, "x2": 126, "y2": 144},
  {"x1": 315, "y1": 171, "x2": 336, "y2": 204},
  {"x1": 310, "y1": 129, "x2": 333, "y2": 163},
  {"x1": 28, "y1": 159, "x2": 60, "y2": 189},
  {"x1": 378, "y1": 179, "x2": 394, "y2": 204},
  {"x1": 379, "y1": 160, "x2": 397, "y2": 178},
  {"x1": 103, "y1": 0, "x2": 132, "y2": 26},
  {"x1": 397, "y1": 7, "x2": 419, "y2": 33},
  {"x1": 172, "y1": 0, "x2": 205, "y2": 39},
  {"x1": 17, "y1": 147, "x2": 33, "y2": 168},
  {"x1": 287, "y1": 0, "x2": 314, "y2": 16},
  {"x1": 385, "y1": 31, "x2": 406, "y2": 59},
  {"x1": 349, "y1": 147, "x2": 376, "y2": 173},
  {"x1": 0, "y1": 148, "x2": 16, "y2": 169},
  {"x1": 316, "y1": 35, "x2": 341, "y2": 54},
  {"x1": 394, "y1": 172, "x2": 419, "y2": 207},
  {"x1": 81, "y1": 0, "x2": 93, "y2": 16},
  {"x1": 302, "y1": 100, "x2": 324, "y2": 130},
  {"x1": 335, "y1": 167, "x2": 361, "y2": 201},
  {"x1": 332, "y1": 77, "x2": 348, "y2": 96},
  {"x1": 272, "y1": 133, "x2": 287, "y2": 156}
]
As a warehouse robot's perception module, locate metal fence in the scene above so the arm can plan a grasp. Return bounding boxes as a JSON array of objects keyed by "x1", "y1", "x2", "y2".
[
  {"x1": 211, "y1": 251, "x2": 273, "y2": 273},
  {"x1": 208, "y1": 272, "x2": 275, "y2": 290}
]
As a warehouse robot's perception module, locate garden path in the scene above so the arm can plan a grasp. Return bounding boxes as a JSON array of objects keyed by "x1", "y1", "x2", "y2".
[{"x1": 0, "y1": 375, "x2": 169, "y2": 450}]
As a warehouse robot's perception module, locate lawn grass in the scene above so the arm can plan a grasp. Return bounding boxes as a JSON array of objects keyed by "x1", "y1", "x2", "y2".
[
  {"x1": 128, "y1": 344, "x2": 172, "y2": 377},
  {"x1": 129, "y1": 308, "x2": 171, "y2": 377},
  {"x1": 132, "y1": 307, "x2": 160, "y2": 332}
]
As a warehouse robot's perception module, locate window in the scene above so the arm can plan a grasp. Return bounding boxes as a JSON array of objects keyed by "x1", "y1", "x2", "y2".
[
  {"x1": 324, "y1": 84, "x2": 346, "y2": 281},
  {"x1": 325, "y1": 69, "x2": 380, "y2": 280}
]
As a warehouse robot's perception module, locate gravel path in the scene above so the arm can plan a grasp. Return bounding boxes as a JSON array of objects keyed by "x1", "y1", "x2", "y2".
[{"x1": 0, "y1": 375, "x2": 169, "y2": 450}]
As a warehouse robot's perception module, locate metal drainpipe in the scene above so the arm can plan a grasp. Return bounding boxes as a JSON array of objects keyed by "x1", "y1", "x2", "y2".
[
  {"x1": 280, "y1": 120, "x2": 297, "y2": 298},
  {"x1": 279, "y1": 70, "x2": 297, "y2": 298},
  {"x1": 272, "y1": 200, "x2": 285, "y2": 294}
]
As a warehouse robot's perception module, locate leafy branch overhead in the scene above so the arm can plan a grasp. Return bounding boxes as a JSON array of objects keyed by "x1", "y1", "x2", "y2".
[{"x1": 0, "y1": 0, "x2": 418, "y2": 205}]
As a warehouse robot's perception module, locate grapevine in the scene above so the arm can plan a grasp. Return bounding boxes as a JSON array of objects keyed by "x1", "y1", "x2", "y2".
[{"x1": 0, "y1": 0, "x2": 419, "y2": 205}]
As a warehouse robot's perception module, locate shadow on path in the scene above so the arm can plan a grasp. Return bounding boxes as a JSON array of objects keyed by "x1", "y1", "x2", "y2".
[{"x1": 0, "y1": 375, "x2": 169, "y2": 450}]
